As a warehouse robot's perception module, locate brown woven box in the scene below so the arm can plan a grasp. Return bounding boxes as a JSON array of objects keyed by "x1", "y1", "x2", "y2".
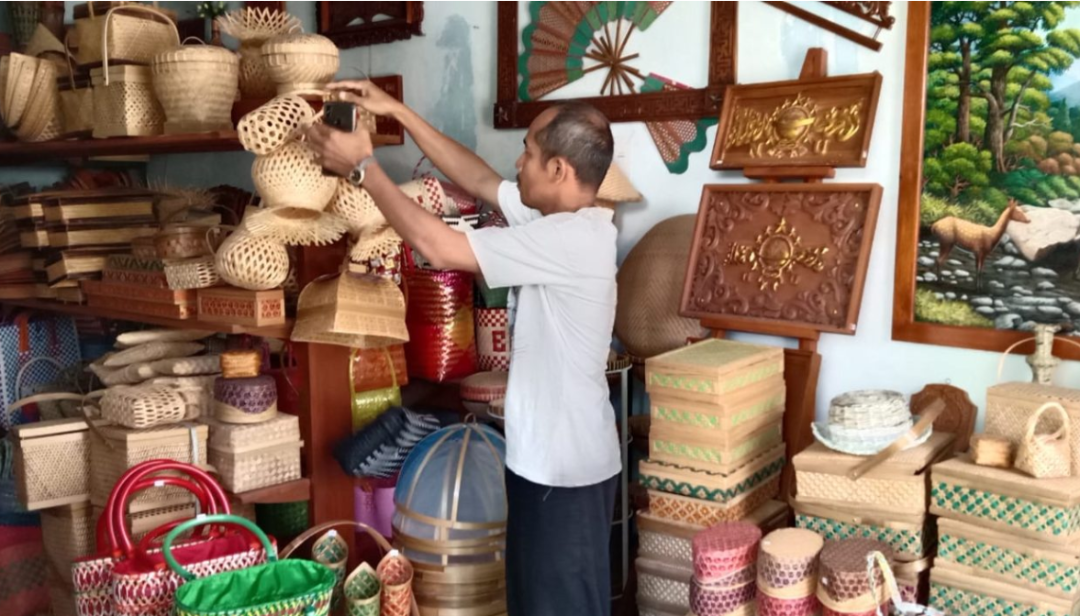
[
  {"x1": 197, "y1": 286, "x2": 286, "y2": 327},
  {"x1": 986, "y1": 382, "x2": 1080, "y2": 476},
  {"x1": 794, "y1": 431, "x2": 955, "y2": 515},
  {"x1": 651, "y1": 421, "x2": 784, "y2": 475},
  {"x1": 40, "y1": 503, "x2": 95, "y2": 578},
  {"x1": 202, "y1": 415, "x2": 303, "y2": 493},
  {"x1": 647, "y1": 474, "x2": 780, "y2": 527},
  {"x1": 639, "y1": 444, "x2": 785, "y2": 504},
  {"x1": 645, "y1": 339, "x2": 784, "y2": 405},
  {"x1": 12, "y1": 418, "x2": 89, "y2": 510}
]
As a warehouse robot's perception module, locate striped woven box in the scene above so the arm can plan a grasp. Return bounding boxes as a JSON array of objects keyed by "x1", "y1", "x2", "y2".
[
  {"x1": 636, "y1": 556, "x2": 692, "y2": 614},
  {"x1": 794, "y1": 432, "x2": 955, "y2": 516},
  {"x1": 793, "y1": 498, "x2": 932, "y2": 561},
  {"x1": 651, "y1": 421, "x2": 783, "y2": 475},
  {"x1": 639, "y1": 445, "x2": 785, "y2": 504},
  {"x1": 937, "y1": 517, "x2": 1080, "y2": 601},
  {"x1": 931, "y1": 456, "x2": 1080, "y2": 543},
  {"x1": 645, "y1": 339, "x2": 783, "y2": 406},
  {"x1": 930, "y1": 566, "x2": 1079, "y2": 616},
  {"x1": 650, "y1": 375, "x2": 785, "y2": 435},
  {"x1": 647, "y1": 475, "x2": 780, "y2": 527}
]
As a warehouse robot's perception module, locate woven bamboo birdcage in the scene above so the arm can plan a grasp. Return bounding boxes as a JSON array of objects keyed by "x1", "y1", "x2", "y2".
[
  {"x1": 292, "y1": 272, "x2": 409, "y2": 349},
  {"x1": 216, "y1": 8, "x2": 301, "y2": 98},
  {"x1": 393, "y1": 423, "x2": 508, "y2": 616}
]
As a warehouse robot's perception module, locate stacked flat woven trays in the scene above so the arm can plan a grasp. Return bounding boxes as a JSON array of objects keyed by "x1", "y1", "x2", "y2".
[{"x1": 756, "y1": 529, "x2": 824, "y2": 616}]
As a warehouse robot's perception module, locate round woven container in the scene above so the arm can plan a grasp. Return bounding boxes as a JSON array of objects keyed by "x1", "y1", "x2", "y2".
[
  {"x1": 827, "y1": 390, "x2": 909, "y2": 429},
  {"x1": 217, "y1": 8, "x2": 301, "y2": 98},
  {"x1": 215, "y1": 231, "x2": 290, "y2": 291},
  {"x1": 251, "y1": 140, "x2": 337, "y2": 211},
  {"x1": 817, "y1": 539, "x2": 891, "y2": 610},
  {"x1": 214, "y1": 374, "x2": 278, "y2": 424},
  {"x1": 460, "y1": 371, "x2": 508, "y2": 403},
  {"x1": 155, "y1": 225, "x2": 222, "y2": 260},
  {"x1": 261, "y1": 33, "x2": 339, "y2": 94},
  {"x1": 692, "y1": 522, "x2": 762, "y2": 584},
  {"x1": 690, "y1": 578, "x2": 756, "y2": 616},
  {"x1": 237, "y1": 93, "x2": 314, "y2": 156},
  {"x1": 758, "y1": 529, "x2": 824, "y2": 591},
  {"x1": 151, "y1": 43, "x2": 239, "y2": 134},
  {"x1": 757, "y1": 591, "x2": 821, "y2": 616},
  {"x1": 220, "y1": 350, "x2": 261, "y2": 379},
  {"x1": 163, "y1": 256, "x2": 220, "y2": 290}
]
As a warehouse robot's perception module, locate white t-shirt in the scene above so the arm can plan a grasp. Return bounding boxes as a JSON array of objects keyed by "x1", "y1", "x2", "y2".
[{"x1": 465, "y1": 181, "x2": 622, "y2": 487}]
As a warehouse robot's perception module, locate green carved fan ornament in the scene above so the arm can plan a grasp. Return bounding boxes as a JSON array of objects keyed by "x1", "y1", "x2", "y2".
[{"x1": 518, "y1": 1, "x2": 715, "y2": 174}]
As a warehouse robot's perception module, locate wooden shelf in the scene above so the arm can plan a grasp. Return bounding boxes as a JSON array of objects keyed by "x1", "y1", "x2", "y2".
[
  {"x1": 0, "y1": 298, "x2": 293, "y2": 338},
  {"x1": 230, "y1": 478, "x2": 311, "y2": 505}
]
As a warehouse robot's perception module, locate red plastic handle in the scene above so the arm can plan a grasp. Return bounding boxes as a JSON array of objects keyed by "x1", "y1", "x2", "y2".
[
  {"x1": 97, "y1": 460, "x2": 190, "y2": 554},
  {"x1": 112, "y1": 476, "x2": 216, "y2": 558}
]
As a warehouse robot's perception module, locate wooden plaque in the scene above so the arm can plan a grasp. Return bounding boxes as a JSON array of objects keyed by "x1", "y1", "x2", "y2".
[
  {"x1": 681, "y1": 184, "x2": 882, "y2": 335},
  {"x1": 711, "y1": 72, "x2": 882, "y2": 169}
]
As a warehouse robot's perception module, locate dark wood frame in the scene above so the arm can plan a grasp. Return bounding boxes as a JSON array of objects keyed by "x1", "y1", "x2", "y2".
[
  {"x1": 317, "y1": 1, "x2": 423, "y2": 49},
  {"x1": 493, "y1": 2, "x2": 738, "y2": 129},
  {"x1": 891, "y1": 3, "x2": 1080, "y2": 360}
]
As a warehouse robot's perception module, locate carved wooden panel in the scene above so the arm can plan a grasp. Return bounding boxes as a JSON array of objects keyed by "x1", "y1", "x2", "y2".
[
  {"x1": 317, "y1": 2, "x2": 423, "y2": 49},
  {"x1": 824, "y1": 1, "x2": 894, "y2": 29},
  {"x1": 711, "y1": 73, "x2": 882, "y2": 170},
  {"x1": 910, "y1": 383, "x2": 976, "y2": 453},
  {"x1": 681, "y1": 184, "x2": 882, "y2": 335}
]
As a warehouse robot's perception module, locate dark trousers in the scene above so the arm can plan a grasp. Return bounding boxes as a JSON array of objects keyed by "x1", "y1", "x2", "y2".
[{"x1": 505, "y1": 469, "x2": 618, "y2": 616}]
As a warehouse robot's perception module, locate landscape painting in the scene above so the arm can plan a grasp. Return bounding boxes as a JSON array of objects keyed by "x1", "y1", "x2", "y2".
[{"x1": 895, "y1": 2, "x2": 1080, "y2": 357}]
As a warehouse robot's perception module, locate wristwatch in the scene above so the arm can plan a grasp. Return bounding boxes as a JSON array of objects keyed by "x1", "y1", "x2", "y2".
[{"x1": 347, "y1": 156, "x2": 375, "y2": 187}]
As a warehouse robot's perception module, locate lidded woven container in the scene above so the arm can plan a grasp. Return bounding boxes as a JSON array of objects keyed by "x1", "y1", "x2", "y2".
[
  {"x1": 758, "y1": 529, "x2": 824, "y2": 591},
  {"x1": 73, "y1": 2, "x2": 178, "y2": 66},
  {"x1": 12, "y1": 418, "x2": 90, "y2": 510},
  {"x1": 460, "y1": 371, "x2": 508, "y2": 403},
  {"x1": 636, "y1": 556, "x2": 694, "y2": 613},
  {"x1": 251, "y1": 140, "x2": 337, "y2": 212},
  {"x1": 646, "y1": 339, "x2": 784, "y2": 405},
  {"x1": 930, "y1": 561, "x2": 1078, "y2": 616},
  {"x1": 692, "y1": 521, "x2": 762, "y2": 584},
  {"x1": 793, "y1": 499, "x2": 930, "y2": 563},
  {"x1": 42, "y1": 503, "x2": 95, "y2": 585},
  {"x1": 203, "y1": 414, "x2": 301, "y2": 493},
  {"x1": 88, "y1": 421, "x2": 208, "y2": 510},
  {"x1": 986, "y1": 382, "x2": 1080, "y2": 476},
  {"x1": 690, "y1": 575, "x2": 756, "y2": 616},
  {"x1": 648, "y1": 478, "x2": 780, "y2": 528},
  {"x1": 151, "y1": 43, "x2": 238, "y2": 134},
  {"x1": 214, "y1": 374, "x2": 278, "y2": 424},
  {"x1": 100, "y1": 383, "x2": 190, "y2": 429},
  {"x1": 261, "y1": 32, "x2": 340, "y2": 94},
  {"x1": 292, "y1": 272, "x2": 409, "y2": 349},
  {"x1": 817, "y1": 539, "x2": 892, "y2": 615},
  {"x1": 639, "y1": 444, "x2": 785, "y2": 504}
]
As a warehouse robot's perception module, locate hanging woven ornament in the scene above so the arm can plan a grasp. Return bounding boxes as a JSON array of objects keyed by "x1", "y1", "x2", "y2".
[
  {"x1": 237, "y1": 93, "x2": 315, "y2": 155},
  {"x1": 641, "y1": 74, "x2": 718, "y2": 174},
  {"x1": 252, "y1": 140, "x2": 337, "y2": 212},
  {"x1": 243, "y1": 207, "x2": 348, "y2": 246},
  {"x1": 215, "y1": 230, "x2": 291, "y2": 290}
]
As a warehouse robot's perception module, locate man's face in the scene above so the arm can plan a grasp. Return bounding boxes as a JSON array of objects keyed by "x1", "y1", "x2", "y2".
[{"x1": 515, "y1": 109, "x2": 558, "y2": 213}]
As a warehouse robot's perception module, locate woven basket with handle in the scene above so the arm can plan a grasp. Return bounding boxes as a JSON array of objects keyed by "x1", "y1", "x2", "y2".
[
  {"x1": 152, "y1": 38, "x2": 238, "y2": 134},
  {"x1": 1016, "y1": 402, "x2": 1073, "y2": 479},
  {"x1": 73, "y1": 1, "x2": 178, "y2": 67}
]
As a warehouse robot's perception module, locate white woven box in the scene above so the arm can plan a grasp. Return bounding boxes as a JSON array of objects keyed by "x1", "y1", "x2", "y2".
[{"x1": 202, "y1": 415, "x2": 302, "y2": 493}]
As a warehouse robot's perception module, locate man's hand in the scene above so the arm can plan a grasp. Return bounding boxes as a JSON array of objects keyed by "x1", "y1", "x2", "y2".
[
  {"x1": 304, "y1": 123, "x2": 373, "y2": 178},
  {"x1": 327, "y1": 80, "x2": 403, "y2": 119}
]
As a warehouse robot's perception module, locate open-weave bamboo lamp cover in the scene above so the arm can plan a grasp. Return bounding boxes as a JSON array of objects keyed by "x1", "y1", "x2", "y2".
[{"x1": 292, "y1": 272, "x2": 408, "y2": 348}]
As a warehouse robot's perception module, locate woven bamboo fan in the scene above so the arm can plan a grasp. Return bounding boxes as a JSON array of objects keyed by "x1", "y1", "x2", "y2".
[
  {"x1": 216, "y1": 8, "x2": 301, "y2": 98},
  {"x1": 237, "y1": 93, "x2": 315, "y2": 155},
  {"x1": 243, "y1": 207, "x2": 348, "y2": 247},
  {"x1": 292, "y1": 272, "x2": 409, "y2": 349},
  {"x1": 151, "y1": 39, "x2": 239, "y2": 134},
  {"x1": 252, "y1": 140, "x2": 337, "y2": 212},
  {"x1": 214, "y1": 230, "x2": 290, "y2": 291},
  {"x1": 261, "y1": 32, "x2": 339, "y2": 94}
]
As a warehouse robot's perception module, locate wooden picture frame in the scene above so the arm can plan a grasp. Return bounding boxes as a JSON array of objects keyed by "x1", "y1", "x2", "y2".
[
  {"x1": 493, "y1": 2, "x2": 738, "y2": 129},
  {"x1": 317, "y1": 2, "x2": 423, "y2": 49},
  {"x1": 892, "y1": 3, "x2": 1080, "y2": 359}
]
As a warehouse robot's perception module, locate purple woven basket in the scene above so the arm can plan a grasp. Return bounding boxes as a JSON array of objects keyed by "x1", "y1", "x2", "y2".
[{"x1": 214, "y1": 374, "x2": 278, "y2": 424}]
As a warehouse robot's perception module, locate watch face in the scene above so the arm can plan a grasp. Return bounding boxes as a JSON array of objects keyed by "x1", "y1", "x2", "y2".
[{"x1": 349, "y1": 168, "x2": 364, "y2": 186}]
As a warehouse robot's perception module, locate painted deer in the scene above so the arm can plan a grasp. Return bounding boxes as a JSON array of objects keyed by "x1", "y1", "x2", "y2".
[{"x1": 931, "y1": 198, "x2": 1030, "y2": 291}]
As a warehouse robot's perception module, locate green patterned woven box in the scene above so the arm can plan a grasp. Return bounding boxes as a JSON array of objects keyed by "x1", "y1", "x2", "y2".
[
  {"x1": 931, "y1": 457, "x2": 1080, "y2": 543},
  {"x1": 930, "y1": 566, "x2": 1080, "y2": 616},
  {"x1": 792, "y1": 498, "x2": 931, "y2": 560},
  {"x1": 645, "y1": 339, "x2": 783, "y2": 405},
  {"x1": 650, "y1": 421, "x2": 783, "y2": 475},
  {"x1": 650, "y1": 375, "x2": 785, "y2": 435},
  {"x1": 639, "y1": 445, "x2": 784, "y2": 504},
  {"x1": 937, "y1": 517, "x2": 1080, "y2": 601}
]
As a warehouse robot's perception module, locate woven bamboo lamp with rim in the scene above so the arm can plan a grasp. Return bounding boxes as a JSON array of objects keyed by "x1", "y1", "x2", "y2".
[
  {"x1": 291, "y1": 270, "x2": 409, "y2": 349},
  {"x1": 595, "y1": 162, "x2": 642, "y2": 209},
  {"x1": 216, "y1": 7, "x2": 301, "y2": 99}
]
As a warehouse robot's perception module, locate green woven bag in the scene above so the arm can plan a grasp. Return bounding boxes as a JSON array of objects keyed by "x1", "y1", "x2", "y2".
[{"x1": 164, "y1": 514, "x2": 336, "y2": 616}]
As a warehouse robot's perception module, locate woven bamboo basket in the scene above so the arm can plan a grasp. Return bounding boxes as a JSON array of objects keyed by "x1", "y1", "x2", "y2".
[
  {"x1": 929, "y1": 566, "x2": 1077, "y2": 616},
  {"x1": 970, "y1": 434, "x2": 1014, "y2": 468},
  {"x1": 151, "y1": 40, "x2": 239, "y2": 134},
  {"x1": 73, "y1": 2, "x2": 178, "y2": 66},
  {"x1": 12, "y1": 418, "x2": 90, "y2": 510},
  {"x1": 261, "y1": 32, "x2": 340, "y2": 94},
  {"x1": 155, "y1": 225, "x2": 222, "y2": 260},
  {"x1": 13, "y1": 57, "x2": 62, "y2": 142},
  {"x1": 292, "y1": 272, "x2": 409, "y2": 349},
  {"x1": 816, "y1": 539, "x2": 892, "y2": 614},
  {"x1": 637, "y1": 511, "x2": 701, "y2": 566},
  {"x1": 692, "y1": 521, "x2": 761, "y2": 584},
  {"x1": 204, "y1": 415, "x2": 302, "y2": 493},
  {"x1": 163, "y1": 256, "x2": 220, "y2": 290},
  {"x1": 985, "y1": 382, "x2": 1080, "y2": 476},
  {"x1": 1015, "y1": 401, "x2": 1073, "y2": 479},
  {"x1": 41, "y1": 503, "x2": 95, "y2": 578},
  {"x1": 217, "y1": 8, "x2": 301, "y2": 98},
  {"x1": 215, "y1": 230, "x2": 290, "y2": 291},
  {"x1": 650, "y1": 421, "x2": 783, "y2": 475},
  {"x1": 220, "y1": 350, "x2": 262, "y2": 379},
  {"x1": 251, "y1": 140, "x2": 337, "y2": 211},
  {"x1": 645, "y1": 338, "x2": 784, "y2": 405},
  {"x1": 636, "y1": 556, "x2": 692, "y2": 612},
  {"x1": 757, "y1": 528, "x2": 824, "y2": 593},
  {"x1": 100, "y1": 384, "x2": 191, "y2": 429},
  {"x1": 59, "y1": 32, "x2": 94, "y2": 138},
  {"x1": 650, "y1": 375, "x2": 786, "y2": 435},
  {"x1": 638, "y1": 444, "x2": 785, "y2": 504},
  {"x1": 646, "y1": 477, "x2": 779, "y2": 527},
  {"x1": 197, "y1": 287, "x2": 286, "y2": 327},
  {"x1": 213, "y1": 374, "x2": 279, "y2": 424},
  {"x1": 237, "y1": 93, "x2": 315, "y2": 155},
  {"x1": 793, "y1": 499, "x2": 931, "y2": 562}
]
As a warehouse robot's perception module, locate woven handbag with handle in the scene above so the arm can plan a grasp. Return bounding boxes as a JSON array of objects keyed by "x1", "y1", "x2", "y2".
[{"x1": 1015, "y1": 402, "x2": 1072, "y2": 478}]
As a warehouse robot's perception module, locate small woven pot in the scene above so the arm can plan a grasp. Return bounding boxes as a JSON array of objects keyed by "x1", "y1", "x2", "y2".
[
  {"x1": 237, "y1": 93, "x2": 315, "y2": 155},
  {"x1": 214, "y1": 374, "x2": 278, "y2": 424},
  {"x1": 1015, "y1": 402, "x2": 1072, "y2": 479},
  {"x1": 217, "y1": 8, "x2": 301, "y2": 98},
  {"x1": 100, "y1": 384, "x2": 189, "y2": 429},
  {"x1": 151, "y1": 42, "x2": 239, "y2": 134},
  {"x1": 692, "y1": 521, "x2": 762, "y2": 584},
  {"x1": 163, "y1": 256, "x2": 220, "y2": 290},
  {"x1": 252, "y1": 140, "x2": 337, "y2": 211},
  {"x1": 261, "y1": 32, "x2": 340, "y2": 94},
  {"x1": 215, "y1": 230, "x2": 290, "y2": 291},
  {"x1": 970, "y1": 434, "x2": 1014, "y2": 469},
  {"x1": 155, "y1": 225, "x2": 222, "y2": 260},
  {"x1": 221, "y1": 350, "x2": 262, "y2": 379}
]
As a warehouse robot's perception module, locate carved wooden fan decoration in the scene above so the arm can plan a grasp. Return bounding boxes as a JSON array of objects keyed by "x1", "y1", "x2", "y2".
[{"x1": 639, "y1": 74, "x2": 717, "y2": 174}]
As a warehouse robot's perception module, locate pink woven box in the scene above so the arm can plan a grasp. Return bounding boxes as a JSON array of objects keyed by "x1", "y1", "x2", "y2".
[
  {"x1": 692, "y1": 521, "x2": 762, "y2": 584},
  {"x1": 690, "y1": 577, "x2": 755, "y2": 616},
  {"x1": 757, "y1": 591, "x2": 821, "y2": 616}
]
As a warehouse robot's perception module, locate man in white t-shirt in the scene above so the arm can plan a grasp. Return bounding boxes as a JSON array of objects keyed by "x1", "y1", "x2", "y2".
[{"x1": 307, "y1": 81, "x2": 621, "y2": 616}]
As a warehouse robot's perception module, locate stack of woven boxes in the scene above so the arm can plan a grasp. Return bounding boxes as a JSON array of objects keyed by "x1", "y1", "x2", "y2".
[
  {"x1": 792, "y1": 431, "x2": 955, "y2": 601},
  {"x1": 635, "y1": 339, "x2": 788, "y2": 616},
  {"x1": 928, "y1": 381, "x2": 1080, "y2": 616}
]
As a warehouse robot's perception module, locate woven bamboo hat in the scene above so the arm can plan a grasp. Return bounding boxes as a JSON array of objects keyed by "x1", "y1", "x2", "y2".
[
  {"x1": 291, "y1": 271, "x2": 409, "y2": 349},
  {"x1": 812, "y1": 390, "x2": 933, "y2": 455},
  {"x1": 595, "y1": 162, "x2": 642, "y2": 209}
]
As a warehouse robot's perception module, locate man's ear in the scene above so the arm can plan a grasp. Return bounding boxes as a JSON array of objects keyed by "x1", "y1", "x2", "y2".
[{"x1": 548, "y1": 156, "x2": 573, "y2": 184}]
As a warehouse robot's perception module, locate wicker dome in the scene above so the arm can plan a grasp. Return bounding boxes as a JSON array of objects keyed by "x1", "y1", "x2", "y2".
[{"x1": 615, "y1": 215, "x2": 708, "y2": 360}]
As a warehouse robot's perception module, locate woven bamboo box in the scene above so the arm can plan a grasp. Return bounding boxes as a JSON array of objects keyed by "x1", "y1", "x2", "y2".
[
  {"x1": 87, "y1": 293, "x2": 195, "y2": 319},
  {"x1": 88, "y1": 421, "x2": 208, "y2": 511},
  {"x1": 793, "y1": 498, "x2": 932, "y2": 561},
  {"x1": 646, "y1": 473, "x2": 780, "y2": 528},
  {"x1": 41, "y1": 503, "x2": 95, "y2": 577},
  {"x1": 645, "y1": 339, "x2": 784, "y2": 405},
  {"x1": 649, "y1": 375, "x2": 785, "y2": 435},
  {"x1": 639, "y1": 444, "x2": 785, "y2": 504},
  {"x1": 637, "y1": 500, "x2": 789, "y2": 568},
  {"x1": 986, "y1": 382, "x2": 1080, "y2": 476},
  {"x1": 197, "y1": 286, "x2": 286, "y2": 327},
  {"x1": 92, "y1": 501, "x2": 197, "y2": 543},
  {"x1": 636, "y1": 556, "x2": 692, "y2": 613},
  {"x1": 82, "y1": 279, "x2": 196, "y2": 305},
  {"x1": 794, "y1": 431, "x2": 955, "y2": 515},
  {"x1": 202, "y1": 415, "x2": 303, "y2": 493},
  {"x1": 937, "y1": 517, "x2": 1080, "y2": 601},
  {"x1": 12, "y1": 418, "x2": 90, "y2": 510},
  {"x1": 651, "y1": 421, "x2": 783, "y2": 475},
  {"x1": 931, "y1": 456, "x2": 1080, "y2": 543},
  {"x1": 929, "y1": 566, "x2": 1078, "y2": 616}
]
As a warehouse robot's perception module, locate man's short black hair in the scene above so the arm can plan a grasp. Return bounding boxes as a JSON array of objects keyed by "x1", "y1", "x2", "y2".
[{"x1": 534, "y1": 102, "x2": 614, "y2": 192}]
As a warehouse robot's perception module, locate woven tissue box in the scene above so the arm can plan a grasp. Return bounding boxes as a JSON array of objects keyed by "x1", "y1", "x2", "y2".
[
  {"x1": 936, "y1": 516, "x2": 1080, "y2": 602},
  {"x1": 986, "y1": 382, "x2": 1080, "y2": 476},
  {"x1": 197, "y1": 286, "x2": 286, "y2": 327},
  {"x1": 793, "y1": 499, "x2": 931, "y2": 562},
  {"x1": 203, "y1": 414, "x2": 302, "y2": 493},
  {"x1": 12, "y1": 418, "x2": 89, "y2": 510},
  {"x1": 932, "y1": 456, "x2": 1080, "y2": 543},
  {"x1": 639, "y1": 444, "x2": 784, "y2": 504},
  {"x1": 930, "y1": 566, "x2": 1079, "y2": 616},
  {"x1": 794, "y1": 431, "x2": 955, "y2": 516},
  {"x1": 646, "y1": 339, "x2": 784, "y2": 404}
]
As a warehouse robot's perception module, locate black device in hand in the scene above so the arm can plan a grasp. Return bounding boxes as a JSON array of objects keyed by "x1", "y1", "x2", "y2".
[{"x1": 323, "y1": 101, "x2": 357, "y2": 133}]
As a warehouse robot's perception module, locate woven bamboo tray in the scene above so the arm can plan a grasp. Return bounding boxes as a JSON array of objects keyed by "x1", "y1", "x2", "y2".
[
  {"x1": 929, "y1": 566, "x2": 1077, "y2": 616},
  {"x1": 636, "y1": 557, "x2": 692, "y2": 613},
  {"x1": 650, "y1": 375, "x2": 785, "y2": 434},
  {"x1": 647, "y1": 475, "x2": 780, "y2": 527},
  {"x1": 197, "y1": 286, "x2": 285, "y2": 327},
  {"x1": 793, "y1": 432, "x2": 955, "y2": 515},
  {"x1": 986, "y1": 382, "x2": 1080, "y2": 476},
  {"x1": 936, "y1": 516, "x2": 1080, "y2": 601},
  {"x1": 12, "y1": 418, "x2": 90, "y2": 510},
  {"x1": 793, "y1": 499, "x2": 930, "y2": 562},
  {"x1": 639, "y1": 444, "x2": 784, "y2": 503},
  {"x1": 41, "y1": 503, "x2": 95, "y2": 578},
  {"x1": 931, "y1": 456, "x2": 1080, "y2": 543},
  {"x1": 645, "y1": 338, "x2": 783, "y2": 405},
  {"x1": 650, "y1": 421, "x2": 783, "y2": 474}
]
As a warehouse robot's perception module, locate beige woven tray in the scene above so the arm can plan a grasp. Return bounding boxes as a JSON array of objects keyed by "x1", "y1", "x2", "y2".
[
  {"x1": 645, "y1": 338, "x2": 784, "y2": 405},
  {"x1": 649, "y1": 375, "x2": 785, "y2": 435}
]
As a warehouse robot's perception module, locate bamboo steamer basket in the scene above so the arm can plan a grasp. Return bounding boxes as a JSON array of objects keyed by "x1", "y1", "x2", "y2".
[
  {"x1": 251, "y1": 140, "x2": 337, "y2": 211},
  {"x1": 73, "y1": 1, "x2": 178, "y2": 66},
  {"x1": 261, "y1": 32, "x2": 340, "y2": 94},
  {"x1": 214, "y1": 230, "x2": 290, "y2": 291},
  {"x1": 217, "y1": 8, "x2": 301, "y2": 98},
  {"x1": 151, "y1": 39, "x2": 239, "y2": 134}
]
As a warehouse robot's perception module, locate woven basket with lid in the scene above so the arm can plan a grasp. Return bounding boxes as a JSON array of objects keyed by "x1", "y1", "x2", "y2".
[
  {"x1": 645, "y1": 339, "x2": 784, "y2": 405},
  {"x1": 203, "y1": 414, "x2": 301, "y2": 492},
  {"x1": 639, "y1": 444, "x2": 785, "y2": 504},
  {"x1": 152, "y1": 42, "x2": 238, "y2": 134},
  {"x1": 261, "y1": 32, "x2": 339, "y2": 94},
  {"x1": 757, "y1": 528, "x2": 823, "y2": 593},
  {"x1": 214, "y1": 374, "x2": 278, "y2": 424},
  {"x1": 636, "y1": 556, "x2": 693, "y2": 612},
  {"x1": 217, "y1": 8, "x2": 300, "y2": 98},
  {"x1": 692, "y1": 521, "x2": 762, "y2": 583},
  {"x1": 793, "y1": 499, "x2": 930, "y2": 562},
  {"x1": 88, "y1": 421, "x2": 208, "y2": 510},
  {"x1": 930, "y1": 566, "x2": 1077, "y2": 616},
  {"x1": 817, "y1": 539, "x2": 892, "y2": 612},
  {"x1": 647, "y1": 483, "x2": 778, "y2": 534}
]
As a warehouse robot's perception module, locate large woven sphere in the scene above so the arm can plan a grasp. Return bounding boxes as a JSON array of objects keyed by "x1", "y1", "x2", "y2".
[
  {"x1": 615, "y1": 215, "x2": 708, "y2": 360},
  {"x1": 394, "y1": 423, "x2": 506, "y2": 615},
  {"x1": 215, "y1": 230, "x2": 289, "y2": 290}
]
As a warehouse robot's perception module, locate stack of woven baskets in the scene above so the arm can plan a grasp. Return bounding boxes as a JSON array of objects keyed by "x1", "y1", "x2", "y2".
[
  {"x1": 755, "y1": 529, "x2": 824, "y2": 616},
  {"x1": 0, "y1": 52, "x2": 63, "y2": 141},
  {"x1": 687, "y1": 522, "x2": 762, "y2": 616}
]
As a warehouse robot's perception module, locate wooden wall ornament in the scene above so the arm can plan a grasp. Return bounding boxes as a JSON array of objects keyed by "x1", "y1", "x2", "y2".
[
  {"x1": 823, "y1": 2, "x2": 895, "y2": 29},
  {"x1": 764, "y1": 1, "x2": 891, "y2": 52},
  {"x1": 910, "y1": 383, "x2": 977, "y2": 454},
  {"x1": 494, "y1": 1, "x2": 738, "y2": 129},
  {"x1": 317, "y1": 2, "x2": 423, "y2": 49}
]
